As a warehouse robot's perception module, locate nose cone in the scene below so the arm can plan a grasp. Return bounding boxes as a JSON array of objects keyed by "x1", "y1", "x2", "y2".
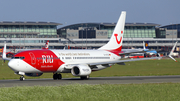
[{"x1": 8, "y1": 59, "x2": 18, "y2": 72}]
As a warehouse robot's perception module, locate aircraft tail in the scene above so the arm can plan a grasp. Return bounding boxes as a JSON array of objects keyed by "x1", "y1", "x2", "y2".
[
  {"x1": 98, "y1": 11, "x2": 126, "y2": 51},
  {"x1": 143, "y1": 41, "x2": 149, "y2": 50},
  {"x1": 42, "y1": 40, "x2": 49, "y2": 49}
]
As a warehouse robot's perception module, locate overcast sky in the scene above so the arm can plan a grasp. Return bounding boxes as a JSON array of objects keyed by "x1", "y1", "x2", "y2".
[{"x1": 0, "y1": 0, "x2": 179, "y2": 28}]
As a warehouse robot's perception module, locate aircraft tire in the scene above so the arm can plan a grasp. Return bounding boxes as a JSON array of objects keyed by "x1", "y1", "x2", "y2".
[
  {"x1": 57, "y1": 74, "x2": 62, "y2": 80},
  {"x1": 53, "y1": 73, "x2": 58, "y2": 80},
  {"x1": 20, "y1": 76, "x2": 25, "y2": 81},
  {"x1": 80, "y1": 75, "x2": 89, "y2": 80}
]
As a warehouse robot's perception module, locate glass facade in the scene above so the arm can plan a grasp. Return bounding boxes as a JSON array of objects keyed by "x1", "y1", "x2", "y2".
[
  {"x1": 124, "y1": 26, "x2": 156, "y2": 38},
  {"x1": 58, "y1": 23, "x2": 158, "y2": 39},
  {"x1": 100, "y1": 26, "x2": 114, "y2": 38},
  {"x1": 79, "y1": 30, "x2": 96, "y2": 39},
  {"x1": 0, "y1": 22, "x2": 60, "y2": 38}
]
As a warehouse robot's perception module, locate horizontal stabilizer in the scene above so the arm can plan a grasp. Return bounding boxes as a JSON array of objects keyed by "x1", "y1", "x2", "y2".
[{"x1": 119, "y1": 50, "x2": 147, "y2": 56}]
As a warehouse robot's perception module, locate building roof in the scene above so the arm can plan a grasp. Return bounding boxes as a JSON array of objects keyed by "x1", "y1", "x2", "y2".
[
  {"x1": 100, "y1": 22, "x2": 160, "y2": 26},
  {"x1": 0, "y1": 21, "x2": 62, "y2": 25},
  {"x1": 59, "y1": 22, "x2": 160, "y2": 29},
  {"x1": 160, "y1": 24, "x2": 180, "y2": 28}
]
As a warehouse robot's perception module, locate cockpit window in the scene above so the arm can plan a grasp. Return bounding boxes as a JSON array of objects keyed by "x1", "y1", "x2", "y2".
[
  {"x1": 20, "y1": 57, "x2": 25, "y2": 59},
  {"x1": 12, "y1": 57, "x2": 25, "y2": 59}
]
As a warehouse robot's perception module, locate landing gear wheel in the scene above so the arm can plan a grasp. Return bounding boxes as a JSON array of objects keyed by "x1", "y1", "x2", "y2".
[
  {"x1": 20, "y1": 76, "x2": 25, "y2": 81},
  {"x1": 57, "y1": 74, "x2": 62, "y2": 80},
  {"x1": 53, "y1": 73, "x2": 58, "y2": 80},
  {"x1": 53, "y1": 73, "x2": 62, "y2": 80},
  {"x1": 80, "y1": 75, "x2": 89, "y2": 80}
]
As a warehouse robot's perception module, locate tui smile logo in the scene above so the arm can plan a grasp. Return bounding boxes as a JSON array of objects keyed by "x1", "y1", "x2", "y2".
[{"x1": 114, "y1": 31, "x2": 123, "y2": 44}]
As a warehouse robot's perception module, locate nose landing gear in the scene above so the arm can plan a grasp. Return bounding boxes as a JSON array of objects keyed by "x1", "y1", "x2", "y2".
[
  {"x1": 15, "y1": 72, "x2": 25, "y2": 81},
  {"x1": 20, "y1": 76, "x2": 25, "y2": 81}
]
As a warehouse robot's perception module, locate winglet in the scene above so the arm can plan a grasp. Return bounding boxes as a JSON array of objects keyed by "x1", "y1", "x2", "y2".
[
  {"x1": 168, "y1": 41, "x2": 178, "y2": 62},
  {"x1": 2, "y1": 44, "x2": 11, "y2": 61},
  {"x1": 169, "y1": 55, "x2": 177, "y2": 62},
  {"x1": 2, "y1": 44, "x2": 6, "y2": 59}
]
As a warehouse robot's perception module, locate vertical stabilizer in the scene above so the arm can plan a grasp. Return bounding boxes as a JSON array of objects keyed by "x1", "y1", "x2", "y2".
[
  {"x1": 98, "y1": 11, "x2": 126, "y2": 51},
  {"x1": 144, "y1": 41, "x2": 149, "y2": 49}
]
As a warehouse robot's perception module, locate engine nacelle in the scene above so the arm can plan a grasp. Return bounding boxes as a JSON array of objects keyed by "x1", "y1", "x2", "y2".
[
  {"x1": 25, "y1": 73, "x2": 43, "y2": 77},
  {"x1": 71, "y1": 65, "x2": 91, "y2": 76}
]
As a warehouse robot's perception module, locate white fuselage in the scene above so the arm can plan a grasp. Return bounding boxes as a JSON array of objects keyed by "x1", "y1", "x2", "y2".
[{"x1": 8, "y1": 49, "x2": 121, "y2": 73}]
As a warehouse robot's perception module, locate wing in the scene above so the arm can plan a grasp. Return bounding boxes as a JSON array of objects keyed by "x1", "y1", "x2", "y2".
[
  {"x1": 88, "y1": 57, "x2": 161, "y2": 66},
  {"x1": 64, "y1": 57, "x2": 161, "y2": 70},
  {"x1": 168, "y1": 41, "x2": 178, "y2": 62}
]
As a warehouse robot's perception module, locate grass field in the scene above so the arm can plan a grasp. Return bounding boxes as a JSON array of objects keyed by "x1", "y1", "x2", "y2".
[
  {"x1": 0, "y1": 58, "x2": 180, "y2": 80},
  {"x1": 0, "y1": 83, "x2": 180, "y2": 101}
]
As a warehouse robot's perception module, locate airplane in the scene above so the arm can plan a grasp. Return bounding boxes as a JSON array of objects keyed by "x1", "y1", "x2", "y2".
[
  {"x1": 121, "y1": 41, "x2": 159, "y2": 58},
  {"x1": 143, "y1": 41, "x2": 158, "y2": 55},
  {"x1": 2, "y1": 11, "x2": 162, "y2": 81},
  {"x1": 122, "y1": 41, "x2": 157, "y2": 55}
]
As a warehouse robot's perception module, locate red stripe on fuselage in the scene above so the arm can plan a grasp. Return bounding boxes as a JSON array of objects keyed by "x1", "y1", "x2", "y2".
[{"x1": 14, "y1": 50, "x2": 64, "y2": 72}]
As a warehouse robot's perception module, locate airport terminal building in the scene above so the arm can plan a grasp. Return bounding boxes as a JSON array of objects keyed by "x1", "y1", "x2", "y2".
[
  {"x1": 0, "y1": 21, "x2": 179, "y2": 53},
  {"x1": 58, "y1": 23, "x2": 180, "y2": 51},
  {"x1": 0, "y1": 21, "x2": 63, "y2": 49}
]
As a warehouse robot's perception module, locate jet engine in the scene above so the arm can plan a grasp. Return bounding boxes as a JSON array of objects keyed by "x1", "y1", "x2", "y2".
[
  {"x1": 71, "y1": 65, "x2": 91, "y2": 76},
  {"x1": 25, "y1": 73, "x2": 43, "y2": 77}
]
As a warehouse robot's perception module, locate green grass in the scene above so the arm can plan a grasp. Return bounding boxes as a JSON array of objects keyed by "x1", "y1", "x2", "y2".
[
  {"x1": 0, "y1": 83, "x2": 180, "y2": 101},
  {"x1": 91, "y1": 58, "x2": 180, "y2": 77},
  {"x1": 0, "y1": 58, "x2": 180, "y2": 80}
]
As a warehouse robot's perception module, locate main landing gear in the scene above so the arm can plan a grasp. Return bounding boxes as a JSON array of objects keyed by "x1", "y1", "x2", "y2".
[
  {"x1": 80, "y1": 75, "x2": 90, "y2": 80},
  {"x1": 53, "y1": 73, "x2": 62, "y2": 80},
  {"x1": 52, "y1": 73, "x2": 89, "y2": 80},
  {"x1": 20, "y1": 76, "x2": 25, "y2": 81}
]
